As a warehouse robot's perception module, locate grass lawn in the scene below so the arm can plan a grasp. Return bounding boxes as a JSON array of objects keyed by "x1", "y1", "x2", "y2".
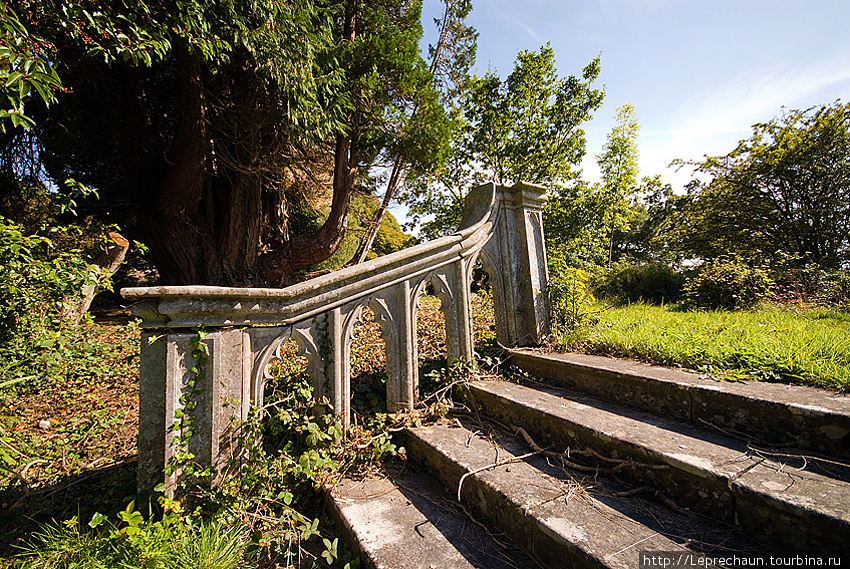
[{"x1": 557, "y1": 302, "x2": 850, "y2": 392}]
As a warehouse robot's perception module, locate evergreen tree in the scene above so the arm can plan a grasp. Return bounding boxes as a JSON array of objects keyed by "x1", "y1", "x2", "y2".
[{"x1": 1, "y1": 0, "x2": 455, "y2": 285}]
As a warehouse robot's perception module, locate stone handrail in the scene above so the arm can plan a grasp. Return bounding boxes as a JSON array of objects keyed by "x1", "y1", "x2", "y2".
[{"x1": 123, "y1": 182, "x2": 550, "y2": 493}]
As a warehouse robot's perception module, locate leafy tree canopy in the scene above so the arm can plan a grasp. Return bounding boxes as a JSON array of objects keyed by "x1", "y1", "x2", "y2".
[
  {"x1": 669, "y1": 101, "x2": 850, "y2": 269},
  {"x1": 464, "y1": 43, "x2": 603, "y2": 186},
  {"x1": 1, "y1": 0, "x2": 456, "y2": 285},
  {"x1": 402, "y1": 43, "x2": 604, "y2": 239}
]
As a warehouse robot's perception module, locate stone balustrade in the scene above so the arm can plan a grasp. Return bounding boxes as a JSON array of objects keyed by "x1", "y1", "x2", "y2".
[{"x1": 122, "y1": 182, "x2": 550, "y2": 494}]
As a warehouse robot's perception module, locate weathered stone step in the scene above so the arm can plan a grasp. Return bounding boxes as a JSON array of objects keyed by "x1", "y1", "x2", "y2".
[
  {"x1": 326, "y1": 468, "x2": 534, "y2": 569},
  {"x1": 467, "y1": 378, "x2": 850, "y2": 555},
  {"x1": 509, "y1": 350, "x2": 850, "y2": 459},
  {"x1": 403, "y1": 421, "x2": 767, "y2": 569}
]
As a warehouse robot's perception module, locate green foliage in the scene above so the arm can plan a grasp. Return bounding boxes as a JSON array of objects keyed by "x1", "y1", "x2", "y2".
[
  {"x1": 0, "y1": 218, "x2": 91, "y2": 354},
  {"x1": 309, "y1": 193, "x2": 416, "y2": 271},
  {"x1": 370, "y1": 209, "x2": 417, "y2": 258},
  {"x1": 544, "y1": 181, "x2": 612, "y2": 269},
  {"x1": 547, "y1": 261, "x2": 600, "y2": 347},
  {"x1": 25, "y1": 0, "x2": 342, "y2": 137},
  {"x1": 683, "y1": 258, "x2": 774, "y2": 310},
  {"x1": 593, "y1": 260, "x2": 685, "y2": 305},
  {"x1": 1, "y1": 0, "x2": 461, "y2": 285},
  {"x1": 349, "y1": 0, "x2": 477, "y2": 260},
  {"x1": 401, "y1": 115, "x2": 476, "y2": 239},
  {"x1": 404, "y1": 43, "x2": 603, "y2": 239},
  {"x1": 465, "y1": 44, "x2": 603, "y2": 186},
  {"x1": 16, "y1": 507, "x2": 251, "y2": 569},
  {"x1": 0, "y1": 320, "x2": 139, "y2": 503},
  {"x1": 544, "y1": 104, "x2": 644, "y2": 269},
  {"x1": 669, "y1": 101, "x2": 850, "y2": 269},
  {"x1": 775, "y1": 265, "x2": 850, "y2": 308},
  {"x1": 609, "y1": 175, "x2": 680, "y2": 264},
  {"x1": 597, "y1": 103, "x2": 640, "y2": 198},
  {"x1": 0, "y1": 2, "x2": 62, "y2": 131}
]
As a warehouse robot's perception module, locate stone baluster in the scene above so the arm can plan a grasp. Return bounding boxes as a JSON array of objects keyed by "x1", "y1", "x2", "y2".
[
  {"x1": 137, "y1": 328, "x2": 245, "y2": 496},
  {"x1": 130, "y1": 181, "x2": 551, "y2": 495},
  {"x1": 431, "y1": 260, "x2": 475, "y2": 364}
]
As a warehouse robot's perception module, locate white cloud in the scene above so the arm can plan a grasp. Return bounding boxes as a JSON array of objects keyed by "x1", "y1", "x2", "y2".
[
  {"x1": 516, "y1": 20, "x2": 543, "y2": 42},
  {"x1": 636, "y1": 55, "x2": 850, "y2": 191}
]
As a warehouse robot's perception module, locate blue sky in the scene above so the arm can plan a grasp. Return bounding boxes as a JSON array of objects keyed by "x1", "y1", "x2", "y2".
[{"x1": 421, "y1": 0, "x2": 850, "y2": 192}]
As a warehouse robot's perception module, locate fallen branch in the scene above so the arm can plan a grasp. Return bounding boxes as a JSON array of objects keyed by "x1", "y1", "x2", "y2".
[
  {"x1": 514, "y1": 426, "x2": 608, "y2": 474},
  {"x1": 416, "y1": 379, "x2": 469, "y2": 408},
  {"x1": 457, "y1": 449, "x2": 545, "y2": 502},
  {"x1": 747, "y1": 444, "x2": 850, "y2": 470},
  {"x1": 0, "y1": 458, "x2": 49, "y2": 486},
  {"x1": 514, "y1": 426, "x2": 670, "y2": 474},
  {"x1": 64, "y1": 232, "x2": 130, "y2": 325}
]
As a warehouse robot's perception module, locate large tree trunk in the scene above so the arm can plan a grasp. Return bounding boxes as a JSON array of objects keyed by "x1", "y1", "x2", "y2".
[
  {"x1": 218, "y1": 169, "x2": 263, "y2": 285},
  {"x1": 256, "y1": 4, "x2": 361, "y2": 285},
  {"x1": 133, "y1": 50, "x2": 210, "y2": 285},
  {"x1": 112, "y1": 6, "x2": 362, "y2": 287},
  {"x1": 258, "y1": 133, "x2": 358, "y2": 284}
]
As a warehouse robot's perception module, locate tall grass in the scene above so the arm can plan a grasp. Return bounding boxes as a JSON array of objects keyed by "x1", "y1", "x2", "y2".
[{"x1": 563, "y1": 303, "x2": 850, "y2": 391}]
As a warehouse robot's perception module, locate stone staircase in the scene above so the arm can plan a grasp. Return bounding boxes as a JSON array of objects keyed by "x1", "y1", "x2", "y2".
[{"x1": 327, "y1": 352, "x2": 850, "y2": 568}]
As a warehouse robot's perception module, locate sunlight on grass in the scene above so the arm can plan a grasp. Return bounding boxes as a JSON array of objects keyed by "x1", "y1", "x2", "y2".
[{"x1": 569, "y1": 303, "x2": 850, "y2": 391}]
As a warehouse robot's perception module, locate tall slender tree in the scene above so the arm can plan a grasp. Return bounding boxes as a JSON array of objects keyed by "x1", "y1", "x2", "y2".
[
  {"x1": 596, "y1": 103, "x2": 641, "y2": 263},
  {"x1": 348, "y1": 0, "x2": 476, "y2": 265}
]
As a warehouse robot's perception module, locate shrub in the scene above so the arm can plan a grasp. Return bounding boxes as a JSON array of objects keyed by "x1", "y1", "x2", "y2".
[
  {"x1": 593, "y1": 260, "x2": 685, "y2": 305},
  {"x1": 775, "y1": 265, "x2": 850, "y2": 308},
  {"x1": 547, "y1": 261, "x2": 599, "y2": 339},
  {"x1": 0, "y1": 219, "x2": 91, "y2": 350},
  {"x1": 818, "y1": 271, "x2": 850, "y2": 307},
  {"x1": 683, "y1": 258, "x2": 773, "y2": 309}
]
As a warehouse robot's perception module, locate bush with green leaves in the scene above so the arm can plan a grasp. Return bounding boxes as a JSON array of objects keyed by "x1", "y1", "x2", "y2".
[
  {"x1": 593, "y1": 260, "x2": 685, "y2": 305},
  {"x1": 775, "y1": 264, "x2": 850, "y2": 308},
  {"x1": 683, "y1": 258, "x2": 773, "y2": 310},
  {"x1": 818, "y1": 271, "x2": 850, "y2": 307},
  {"x1": 0, "y1": 219, "x2": 92, "y2": 369},
  {"x1": 547, "y1": 260, "x2": 601, "y2": 348}
]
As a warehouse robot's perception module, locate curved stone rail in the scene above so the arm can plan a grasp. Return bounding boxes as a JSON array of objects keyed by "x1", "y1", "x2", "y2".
[{"x1": 123, "y1": 182, "x2": 550, "y2": 494}]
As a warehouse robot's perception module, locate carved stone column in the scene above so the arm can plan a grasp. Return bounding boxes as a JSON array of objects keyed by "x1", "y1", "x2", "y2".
[
  {"x1": 483, "y1": 182, "x2": 551, "y2": 346},
  {"x1": 372, "y1": 281, "x2": 418, "y2": 412},
  {"x1": 432, "y1": 261, "x2": 474, "y2": 364},
  {"x1": 137, "y1": 327, "x2": 245, "y2": 496}
]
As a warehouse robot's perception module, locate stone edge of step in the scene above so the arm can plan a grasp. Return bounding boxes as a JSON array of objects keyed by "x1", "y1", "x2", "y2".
[
  {"x1": 508, "y1": 350, "x2": 850, "y2": 459},
  {"x1": 403, "y1": 422, "x2": 702, "y2": 569},
  {"x1": 466, "y1": 378, "x2": 850, "y2": 556}
]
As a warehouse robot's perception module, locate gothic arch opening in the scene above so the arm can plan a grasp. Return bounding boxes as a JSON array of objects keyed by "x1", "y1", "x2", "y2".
[
  {"x1": 470, "y1": 259, "x2": 497, "y2": 352},
  {"x1": 262, "y1": 336, "x2": 310, "y2": 449},
  {"x1": 349, "y1": 304, "x2": 389, "y2": 423},
  {"x1": 416, "y1": 283, "x2": 450, "y2": 400}
]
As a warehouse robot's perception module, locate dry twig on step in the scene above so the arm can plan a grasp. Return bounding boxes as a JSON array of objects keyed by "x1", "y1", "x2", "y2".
[
  {"x1": 747, "y1": 444, "x2": 850, "y2": 470},
  {"x1": 457, "y1": 449, "x2": 546, "y2": 502}
]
